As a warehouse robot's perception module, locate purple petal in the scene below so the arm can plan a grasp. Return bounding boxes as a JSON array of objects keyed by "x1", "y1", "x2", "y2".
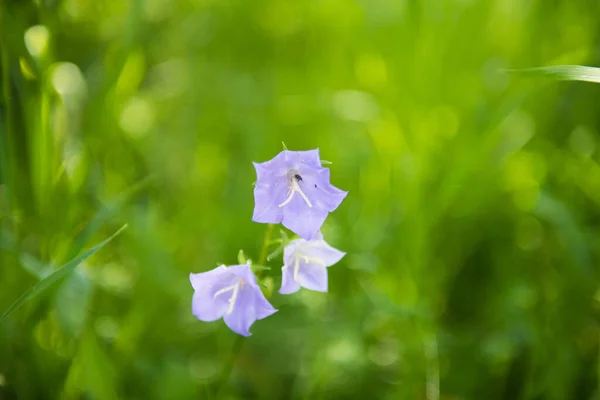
[
  {"x1": 190, "y1": 268, "x2": 235, "y2": 322},
  {"x1": 252, "y1": 179, "x2": 288, "y2": 223},
  {"x1": 299, "y1": 168, "x2": 347, "y2": 212},
  {"x1": 303, "y1": 240, "x2": 346, "y2": 267},
  {"x1": 189, "y1": 266, "x2": 228, "y2": 291},
  {"x1": 283, "y1": 149, "x2": 321, "y2": 168},
  {"x1": 279, "y1": 265, "x2": 301, "y2": 294},
  {"x1": 192, "y1": 289, "x2": 229, "y2": 321},
  {"x1": 296, "y1": 263, "x2": 328, "y2": 292},
  {"x1": 253, "y1": 288, "x2": 278, "y2": 319},
  {"x1": 282, "y1": 203, "x2": 328, "y2": 240},
  {"x1": 252, "y1": 153, "x2": 288, "y2": 180},
  {"x1": 283, "y1": 239, "x2": 301, "y2": 266},
  {"x1": 227, "y1": 264, "x2": 258, "y2": 285},
  {"x1": 223, "y1": 286, "x2": 256, "y2": 336},
  {"x1": 253, "y1": 161, "x2": 278, "y2": 182}
]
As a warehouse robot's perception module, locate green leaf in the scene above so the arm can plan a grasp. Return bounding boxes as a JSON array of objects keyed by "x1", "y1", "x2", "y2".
[
  {"x1": 266, "y1": 245, "x2": 283, "y2": 262},
  {"x1": 506, "y1": 65, "x2": 600, "y2": 83},
  {"x1": 251, "y1": 264, "x2": 271, "y2": 272},
  {"x1": 279, "y1": 229, "x2": 289, "y2": 241},
  {"x1": 0, "y1": 224, "x2": 127, "y2": 322}
]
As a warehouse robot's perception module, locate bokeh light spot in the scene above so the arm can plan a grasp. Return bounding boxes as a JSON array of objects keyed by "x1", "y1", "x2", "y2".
[
  {"x1": 332, "y1": 90, "x2": 379, "y2": 122},
  {"x1": 119, "y1": 96, "x2": 156, "y2": 138},
  {"x1": 327, "y1": 338, "x2": 360, "y2": 365},
  {"x1": 51, "y1": 62, "x2": 88, "y2": 99},
  {"x1": 24, "y1": 25, "x2": 50, "y2": 58},
  {"x1": 569, "y1": 126, "x2": 595, "y2": 157}
]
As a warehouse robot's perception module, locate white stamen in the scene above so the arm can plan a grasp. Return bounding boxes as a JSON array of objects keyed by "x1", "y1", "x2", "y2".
[
  {"x1": 302, "y1": 256, "x2": 327, "y2": 266},
  {"x1": 213, "y1": 282, "x2": 242, "y2": 314},
  {"x1": 296, "y1": 183, "x2": 313, "y2": 208},
  {"x1": 293, "y1": 256, "x2": 300, "y2": 281},
  {"x1": 213, "y1": 284, "x2": 236, "y2": 298},
  {"x1": 227, "y1": 283, "x2": 240, "y2": 314},
  {"x1": 278, "y1": 188, "x2": 295, "y2": 208},
  {"x1": 278, "y1": 179, "x2": 312, "y2": 208}
]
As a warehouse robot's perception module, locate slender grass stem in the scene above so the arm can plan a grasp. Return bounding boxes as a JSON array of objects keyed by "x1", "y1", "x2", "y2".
[
  {"x1": 424, "y1": 334, "x2": 440, "y2": 400},
  {"x1": 0, "y1": 31, "x2": 15, "y2": 211},
  {"x1": 38, "y1": 90, "x2": 50, "y2": 211}
]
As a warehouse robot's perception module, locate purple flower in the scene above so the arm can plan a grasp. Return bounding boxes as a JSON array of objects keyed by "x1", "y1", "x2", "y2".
[
  {"x1": 190, "y1": 264, "x2": 277, "y2": 336},
  {"x1": 279, "y1": 233, "x2": 346, "y2": 294},
  {"x1": 252, "y1": 149, "x2": 347, "y2": 240}
]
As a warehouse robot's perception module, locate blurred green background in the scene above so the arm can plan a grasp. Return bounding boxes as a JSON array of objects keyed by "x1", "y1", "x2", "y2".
[{"x1": 1, "y1": 0, "x2": 599, "y2": 399}]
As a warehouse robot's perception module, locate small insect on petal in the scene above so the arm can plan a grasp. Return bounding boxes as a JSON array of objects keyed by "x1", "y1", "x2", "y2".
[{"x1": 251, "y1": 149, "x2": 347, "y2": 239}]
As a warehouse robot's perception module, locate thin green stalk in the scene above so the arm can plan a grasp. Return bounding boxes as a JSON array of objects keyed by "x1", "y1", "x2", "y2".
[
  {"x1": 424, "y1": 334, "x2": 439, "y2": 400},
  {"x1": 0, "y1": 32, "x2": 15, "y2": 211},
  {"x1": 37, "y1": 89, "x2": 51, "y2": 213},
  {"x1": 212, "y1": 334, "x2": 244, "y2": 397},
  {"x1": 258, "y1": 223, "x2": 274, "y2": 265},
  {"x1": 212, "y1": 223, "x2": 275, "y2": 396}
]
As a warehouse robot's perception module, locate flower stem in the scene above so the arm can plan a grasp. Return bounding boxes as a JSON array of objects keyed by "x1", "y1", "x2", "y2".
[
  {"x1": 258, "y1": 223, "x2": 274, "y2": 265},
  {"x1": 212, "y1": 335, "x2": 244, "y2": 397},
  {"x1": 212, "y1": 223, "x2": 275, "y2": 395}
]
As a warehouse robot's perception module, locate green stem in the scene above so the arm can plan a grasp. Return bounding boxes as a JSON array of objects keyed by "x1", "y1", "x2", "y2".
[
  {"x1": 38, "y1": 89, "x2": 50, "y2": 210},
  {"x1": 212, "y1": 334, "x2": 244, "y2": 397},
  {"x1": 0, "y1": 29, "x2": 14, "y2": 210},
  {"x1": 258, "y1": 223, "x2": 274, "y2": 265},
  {"x1": 424, "y1": 334, "x2": 439, "y2": 400},
  {"x1": 212, "y1": 223, "x2": 275, "y2": 396}
]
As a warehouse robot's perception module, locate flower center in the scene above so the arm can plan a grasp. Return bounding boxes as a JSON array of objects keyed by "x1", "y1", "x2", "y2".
[
  {"x1": 278, "y1": 171, "x2": 312, "y2": 208},
  {"x1": 213, "y1": 279, "x2": 245, "y2": 314}
]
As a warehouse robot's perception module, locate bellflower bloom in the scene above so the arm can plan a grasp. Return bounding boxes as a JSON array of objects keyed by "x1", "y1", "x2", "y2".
[
  {"x1": 190, "y1": 264, "x2": 277, "y2": 336},
  {"x1": 279, "y1": 233, "x2": 346, "y2": 294},
  {"x1": 252, "y1": 149, "x2": 347, "y2": 240}
]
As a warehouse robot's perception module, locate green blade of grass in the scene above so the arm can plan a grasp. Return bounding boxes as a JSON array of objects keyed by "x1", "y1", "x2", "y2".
[
  {"x1": 63, "y1": 176, "x2": 153, "y2": 263},
  {"x1": 0, "y1": 224, "x2": 127, "y2": 322},
  {"x1": 506, "y1": 65, "x2": 600, "y2": 83}
]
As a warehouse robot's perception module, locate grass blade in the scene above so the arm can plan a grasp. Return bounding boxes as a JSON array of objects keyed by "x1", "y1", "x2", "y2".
[
  {"x1": 505, "y1": 65, "x2": 600, "y2": 83},
  {"x1": 11, "y1": 174, "x2": 149, "y2": 279},
  {"x1": 64, "y1": 176, "x2": 153, "y2": 262},
  {"x1": 0, "y1": 224, "x2": 127, "y2": 322}
]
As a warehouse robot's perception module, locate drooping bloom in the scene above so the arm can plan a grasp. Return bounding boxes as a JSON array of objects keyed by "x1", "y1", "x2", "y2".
[
  {"x1": 190, "y1": 264, "x2": 277, "y2": 336},
  {"x1": 252, "y1": 149, "x2": 347, "y2": 240},
  {"x1": 279, "y1": 233, "x2": 346, "y2": 294}
]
